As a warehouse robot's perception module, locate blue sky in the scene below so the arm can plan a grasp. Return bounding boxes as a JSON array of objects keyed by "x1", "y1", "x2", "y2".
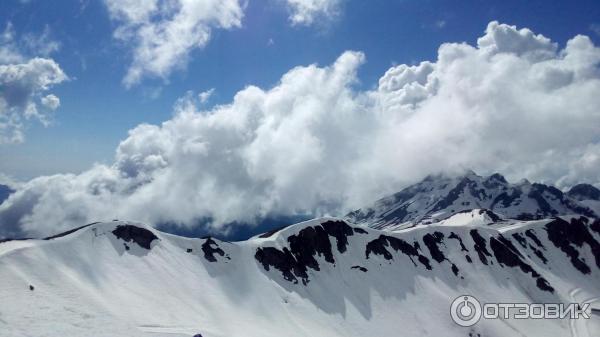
[{"x1": 1, "y1": 0, "x2": 599, "y2": 179}]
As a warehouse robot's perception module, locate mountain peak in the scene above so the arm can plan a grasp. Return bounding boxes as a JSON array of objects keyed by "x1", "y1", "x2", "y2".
[
  {"x1": 346, "y1": 171, "x2": 598, "y2": 229},
  {"x1": 568, "y1": 183, "x2": 600, "y2": 201},
  {"x1": 487, "y1": 172, "x2": 508, "y2": 184}
]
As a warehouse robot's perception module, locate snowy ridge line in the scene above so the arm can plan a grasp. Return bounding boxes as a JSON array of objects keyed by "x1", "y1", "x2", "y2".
[{"x1": 1, "y1": 215, "x2": 600, "y2": 336}]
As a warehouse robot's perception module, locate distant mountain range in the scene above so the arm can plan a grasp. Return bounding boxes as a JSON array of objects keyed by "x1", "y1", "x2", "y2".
[{"x1": 346, "y1": 171, "x2": 600, "y2": 230}]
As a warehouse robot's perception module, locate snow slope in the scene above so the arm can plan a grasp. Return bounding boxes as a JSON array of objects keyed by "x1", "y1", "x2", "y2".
[{"x1": 1, "y1": 216, "x2": 600, "y2": 337}]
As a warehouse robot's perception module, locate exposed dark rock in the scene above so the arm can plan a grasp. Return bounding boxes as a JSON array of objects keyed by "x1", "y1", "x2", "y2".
[
  {"x1": 568, "y1": 184, "x2": 600, "y2": 201},
  {"x1": 591, "y1": 219, "x2": 600, "y2": 235},
  {"x1": 365, "y1": 235, "x2": 431, "y2": 269},
  {"x1": 451, "y1": 264, "x2": 459, "y2": 276},
  {"x1": 528, "y1": 184, "x2": 596, "y2": 219},
  {"x1": 112, "y1": 225, "x2": 158, "y2": 250},
  {"x1": 286, "y1": 220, "x2": 355, "y2": 270},
  {"x1": 186, "y1": 248, "x2": 193, "y2": 253},
  {"x1": 381, "y1": 203, "x2": 411, "y2": 224},
  {"x1": 563, "y1": 200, "x2": 597, "y2": 218},
  {"x1": 528, "y1": 184, "x2": 558, "y2": 217},
  {"x1": 422, "y1": 232, "x2": 446, "y2": 263},
  {"x1": 423, "y1": 232, "x2": 462, "y2": 276},
  {"x1": 496, "y1": 235, "x2": 524, "y2": 258},
  {"x1": 470, "y1": 230, "x2": 492, "y2": 265},
  {"x1": 525, "y1": 229, "x2": 545, "y2": 249},
  {"x1": 254, "y1": 220, "x2": 356, "y2": 284},
  {"x1": 255, "y1": 247, "x2": 309, "y2": 285},
  {"x1": 44, "y1": 223, "x2": 99, "y2": 240},
  {"x1": 288, "y1": 226, "x2": 335, "y2": 270},
  {"x1": 515, "y1": 213, "x2": 537, "y2": 221},
  {"x1": 545, "y1": 217, "x2": 600, "y2": 274},
  {"x1": 530, "y1": 244, "x2": 548, "y2": 264},
  {"x1": 29, "y1": 285, "x2": 34, "y2": 291},
  {"x1": 491, "y1": 189, "x2": 522, "y2": 209},
  {"x1": 201, "y1": 238, "x2": 227, "y2": 262},
  {"x1": 479, "y1": 209, "x2": 501, "y2": 222},
  {"x1": 353, "y1": 227, "x2": 368, "y2": 234},
  {"x1": 351, "y1": 265, "x2": 368, "y2": 272},
  {"x1": 321, "y1": 220, "x2": 355, "y2": 253},
  {"x1": 365, "y1": 236, "x2": 394, "y2": 260},
  {"x1": 448, "y1": 232, "x2": 468, "y2": 252},
  {"x1": 485, "y1": 173, "x2": 508, "y2": 187},
  {"x1": 365, "y1": 203, "x2": 411, "y2": 227},
  {"x1": 512, "y1": 233, "x2": 527, "y2": 248},
  {"x1": 465, "y1": 255, "x2": 472, "y2": 263},
  {"x1": 431, "y1": 177, "x2": 481, "y2": 212},
  {"x1": 536, "y1": 278, "x2": 554, "y2": 292},
  {"x1": 417, "y1": 255, "x2": 431, "y2": 269},
  {"x1": 489, "y1": 235, "x2": 554, "y2": 293}
]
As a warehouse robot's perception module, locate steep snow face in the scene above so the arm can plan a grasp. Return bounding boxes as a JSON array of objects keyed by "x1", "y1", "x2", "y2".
[
  {"x1": 367, "y1": 209, "x2": 505, "y2": 232},
  {"x1": 1, "y1": 217, "x2": 600, "y2": 337},
  {"x1": 346, "y1": 172, "x2": 598, "y2": 229}
]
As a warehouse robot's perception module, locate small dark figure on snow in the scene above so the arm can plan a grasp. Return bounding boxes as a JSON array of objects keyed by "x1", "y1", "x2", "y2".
[{"x1": 29, "y1": 285, "x2": 34, "y2": 291}]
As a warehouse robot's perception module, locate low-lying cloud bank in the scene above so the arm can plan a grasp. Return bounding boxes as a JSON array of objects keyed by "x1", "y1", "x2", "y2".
[{"x1": 2, "y1": 21, "x2": 600, "y2": 238}]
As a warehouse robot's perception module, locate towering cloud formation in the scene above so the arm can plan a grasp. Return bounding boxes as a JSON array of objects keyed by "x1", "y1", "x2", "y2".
[
  {"x1": 104, "y1": 0, "x2": 244, "y2": 87},
  {"x1": 1, "y1": 22, "x2": 600, "y2": 238},
  {"x1": 0, "y1": 24, "x2": 67, "y2": 144}
]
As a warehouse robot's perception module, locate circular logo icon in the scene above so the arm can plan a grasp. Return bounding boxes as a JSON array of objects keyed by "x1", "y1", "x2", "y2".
[{"x1": 450, "y1": 295, "x2": 482, "y2": 327}]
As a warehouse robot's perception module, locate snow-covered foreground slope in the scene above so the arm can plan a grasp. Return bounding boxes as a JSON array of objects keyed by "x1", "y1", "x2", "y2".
[{"x1": 1, "y1": 216, "x2": 600, "y2": 337}]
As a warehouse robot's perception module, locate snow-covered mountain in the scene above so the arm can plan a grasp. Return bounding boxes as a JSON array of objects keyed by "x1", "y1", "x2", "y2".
[
  {"x1": 567, "y1": 184, "x2": 600, "y2": 218},
  {"x1": 346, "y1": 171, "x2": 599, "y2": 230},
  {"x1": 567, "y1": 184, "x2": 600, "y2": 202},
  {"x1": 1, "y1": 215, "x2": 600, "y2": 337}
]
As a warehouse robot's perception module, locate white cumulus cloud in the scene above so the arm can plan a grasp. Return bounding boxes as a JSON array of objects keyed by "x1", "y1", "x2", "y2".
[
  {"x1": 284, "y1": 0, "x2": 343, "y2": 26},
  {"x1": 198, "y1": 88, "x2": 215, "y2": 103},
  {"x1": 40, "y1": 94, "x2": 60, "y2": 110},
  {"x1": 104, "y1": 0, "x2": 245, "y2": 87},
  {"x1": 2, "y1": 22, "x2": 600, "y2": 238},
  {"x1": 0, "y1": 24, "x2": 67, "y2": 144}
]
